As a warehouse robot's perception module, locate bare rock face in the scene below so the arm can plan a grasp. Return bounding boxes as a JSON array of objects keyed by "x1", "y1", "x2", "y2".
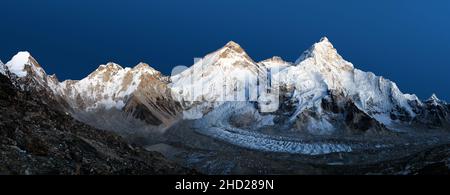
[
  {"x1": 229, "y1": 111, "x2": 259, "y2": 128},
  {"x1": 343, "y1": 101, "x2": 386, "y2": 133},
  {"x1": 0, "y1": 74, "x2": 193, "y2": 175},
  {"x1": 292, "y1": 90, "x2": 388, "y2": 135},
  {"x1": 123, "y1": 74, "x2": 182, "y2": 127},
  {"x1": 0, "y1": 60, "x2": 8, "y2": 76}
]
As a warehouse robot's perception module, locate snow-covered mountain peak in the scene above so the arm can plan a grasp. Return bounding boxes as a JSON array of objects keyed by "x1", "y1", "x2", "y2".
[
  {"x1": 212, "y1": 41, "x2": 256, "y2": 65},
  {"x1": 319, "y1": 36, "x2": 331, "y2": 44},
  {"x1": 2, "y1": 52, "x2": 64, "y2": 96},
  {"x1": 259, "y1": 56, "x2": 292, "y2": 70},
  {"x1": 170, "y1": 40, "x2": 263, "y2": 87},
  {"x1": 6, "y1": 51, "x2": 33, "y2": 77},
  {"x1": 6, "y1": 51, "x2": 49, "y2": 81},
  {"x1": 97, "y1": 62, "x2": 123, "y2": 71},
  {"x1": 133, "y1": 62, "x2": 150, "y2": 69},
  {"x1": 430, "y1": 93, "x2": 440, "y2": 101},
  {"x1": 170, "y1": 41, "x2": 269, "y2": 115},
  {"x1": 132, "y1": 62, "x2": 159, "y2": 75},
  {"x1": 273, "y1": 37, "x2": 422, "y2": 127},
  {"x1": 426, "y1": 93, "x2": 445, "y2": 105},
  {"x1": 223, "y1": 41, "x2": 244, "y2": 52},
  {"x1": 295, "y1": 37, "x2": 345, "y2": 66},
  {"x1": 87, "y1": 62, "x2": 125, "y2": 79}
]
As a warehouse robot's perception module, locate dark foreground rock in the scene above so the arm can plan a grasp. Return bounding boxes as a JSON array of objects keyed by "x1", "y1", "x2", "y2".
[
  {"x1": 315, "y1": 143, "x2": 450, "y2": 175},
  {"x1": 0, "y1": 75, "x2": 194, "y2": 175}
]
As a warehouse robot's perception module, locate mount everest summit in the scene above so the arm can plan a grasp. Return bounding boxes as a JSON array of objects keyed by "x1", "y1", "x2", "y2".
[{"x1": 1, "y1": 37, "x2": 450, "y2": 160}]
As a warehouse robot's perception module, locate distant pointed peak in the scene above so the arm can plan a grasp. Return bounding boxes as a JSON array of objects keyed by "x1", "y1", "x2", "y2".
[
  {"x1": 295, "y1": 37, "x2": 342, "y2": 64},
  {"x1": 319, "y1": 36, "x2": 330, "y2": 43},
  {"x1": 133, "y1": 62, "x2": 153, "y2": 70},
  {"x1": 428, "y1": 93, "x2": 440, "y2": 102},
  {"x1": 225, "y1": 40, "x2": 240, "y2": 47},
  {"x1": 210, "y1": 40, "x2": 256, "y2": 64},
  {"x1": 222, "y1": 40, "x2": 245, "y2": 54},
  {"x1": 313, "y1": 36, "x2": 335, "y2": 51},
  {"x1": 430, "y1": 93, "x2": 439, "y2": 100},
  {"x1": 133, "y1": 62, "x2": 159, "y2": 75},
  {"x1": 427, "y1": 93, "x2": 445, "y2": 105}
]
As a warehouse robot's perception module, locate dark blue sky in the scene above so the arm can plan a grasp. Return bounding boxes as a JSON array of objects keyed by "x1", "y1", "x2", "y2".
[{"x1": 1, "y1": 0, "x2": 449, "y2": 100}]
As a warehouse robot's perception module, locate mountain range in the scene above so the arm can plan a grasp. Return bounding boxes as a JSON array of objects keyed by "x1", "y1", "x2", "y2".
[{"x1": 1, "y1": 37, "x2": 450, "y2": 174}]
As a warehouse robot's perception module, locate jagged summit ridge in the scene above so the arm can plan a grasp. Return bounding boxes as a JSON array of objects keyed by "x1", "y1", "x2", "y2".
[
  {"x1": 97, "y1": 62, "x2": 123, "y2": 70},
  {"x1": 60, "y1": 61, "x2": 164, "y2": 110},
  {"x1": 91, "y1": 62, "x2": 159, "y2": 77}
]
